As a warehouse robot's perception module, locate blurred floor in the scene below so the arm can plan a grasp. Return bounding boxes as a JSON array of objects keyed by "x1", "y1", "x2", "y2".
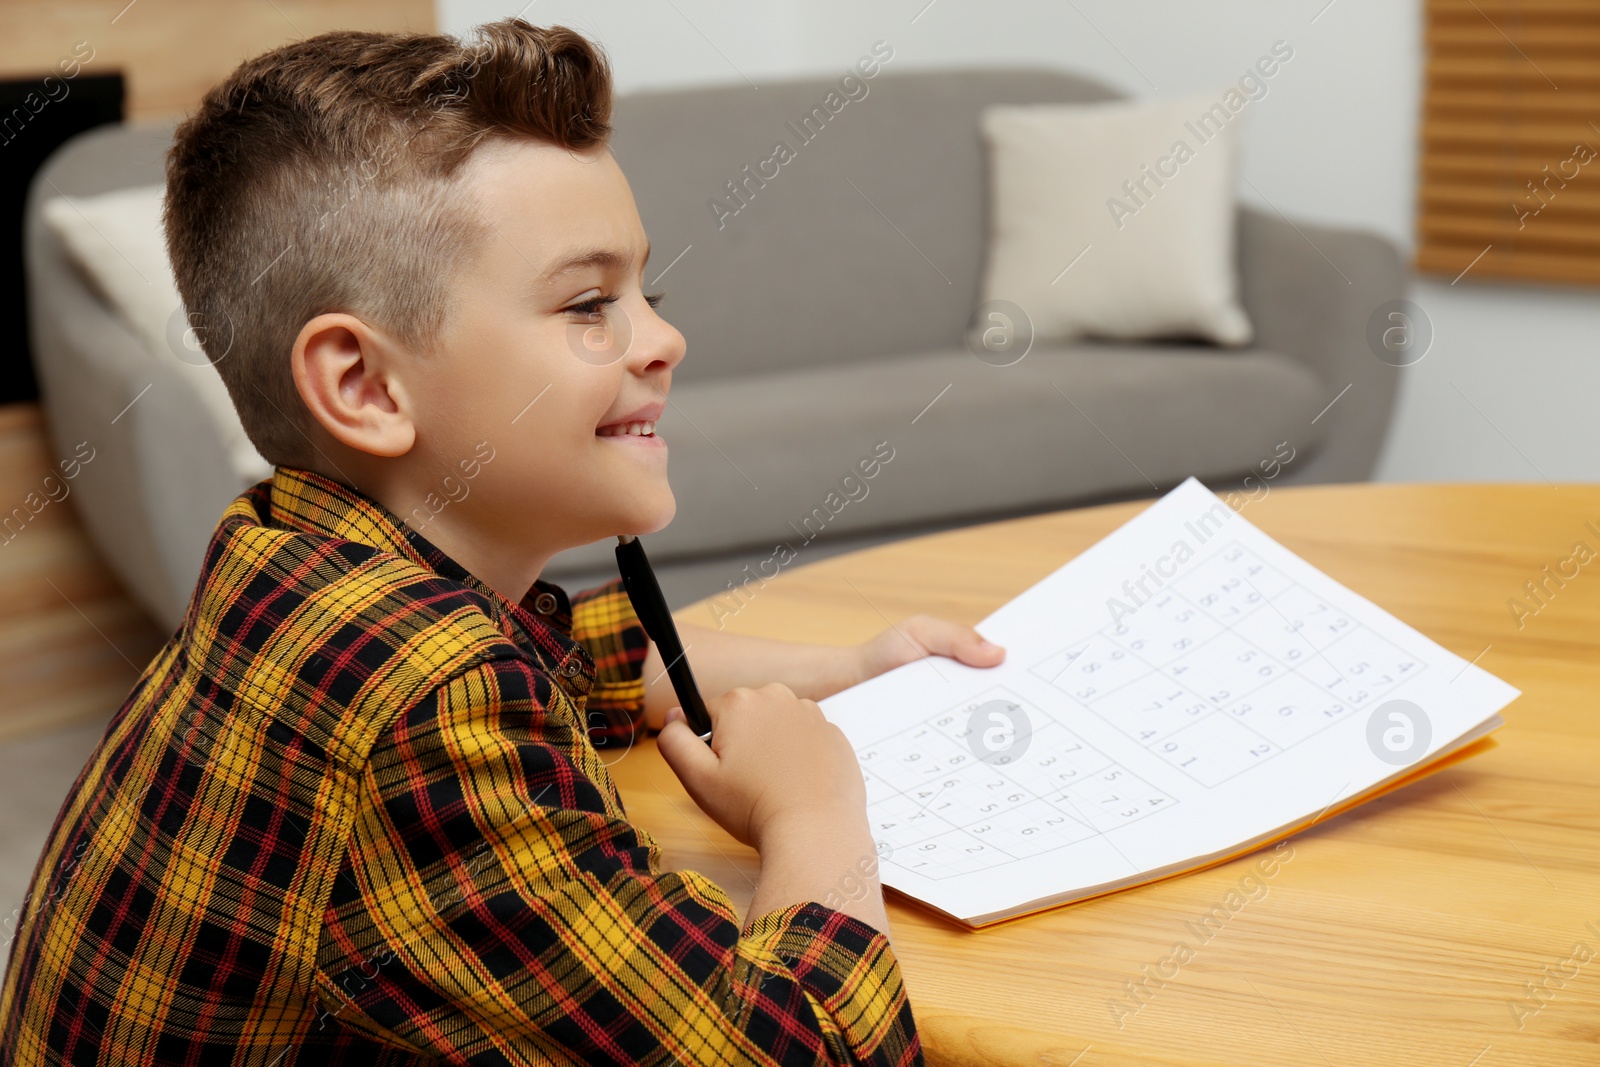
[{"x1": 0, "y1": 403, "x2": 166, "y2": 979}]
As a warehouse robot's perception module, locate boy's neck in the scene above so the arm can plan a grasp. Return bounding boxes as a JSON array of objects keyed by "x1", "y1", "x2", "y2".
[
  {"x1": 301, "y1": 456, "x2": 558, "y2": 607},
  {"x1": 403, "y1": 508, "x2": 553, "y2": 605}
]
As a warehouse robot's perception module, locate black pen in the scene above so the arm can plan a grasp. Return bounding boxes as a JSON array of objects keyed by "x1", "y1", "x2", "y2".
[{"x1": 615, "y1": 535, "x2": 714, "y2": 742}]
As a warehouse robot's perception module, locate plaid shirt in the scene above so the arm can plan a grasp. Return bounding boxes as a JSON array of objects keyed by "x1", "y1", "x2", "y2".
[{"x1": 0, "y1": 467, "x2": 920, "y2": 1066}]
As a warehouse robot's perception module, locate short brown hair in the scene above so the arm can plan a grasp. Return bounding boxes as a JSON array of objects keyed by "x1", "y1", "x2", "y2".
[{"x1": 164, "y1": 19, "x2": 613, "y2": 468}]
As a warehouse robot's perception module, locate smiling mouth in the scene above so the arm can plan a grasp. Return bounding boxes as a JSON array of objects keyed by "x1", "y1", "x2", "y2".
[{"x1": 596, "y1": 420, "x2": 657, "y2": 438}]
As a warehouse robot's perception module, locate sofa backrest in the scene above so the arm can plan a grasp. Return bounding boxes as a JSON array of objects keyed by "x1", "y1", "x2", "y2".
[
  {"x1": 34, "y1": 67, "x2": 1124, "y2": 393},
  {"x1": 609, "y1": 67, "x2": 1121, "y2": 382}
]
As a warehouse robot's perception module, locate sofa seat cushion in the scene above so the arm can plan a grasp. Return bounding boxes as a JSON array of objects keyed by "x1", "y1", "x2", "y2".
[{"x1": 546, "y1": 342, "x2": 1329, "y2": 574}]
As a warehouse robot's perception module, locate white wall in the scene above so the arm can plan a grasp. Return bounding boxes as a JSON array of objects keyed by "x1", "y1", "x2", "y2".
[{"x1": 440, "y1": 0, "x2": 1600, "y2": 484}]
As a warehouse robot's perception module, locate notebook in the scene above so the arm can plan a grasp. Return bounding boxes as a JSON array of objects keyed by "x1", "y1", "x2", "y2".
[{"x1": 817, "y1": 477, "x2": 1519, "y2": 928}]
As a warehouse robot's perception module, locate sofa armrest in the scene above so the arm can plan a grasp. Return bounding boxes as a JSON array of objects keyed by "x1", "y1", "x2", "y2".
[
  {"x1": 1235, "y1": 205, "x2": 1406, "y2": 484},
  {"x1": 27, "y1": 182, "x2": 247, "y2": 631}
]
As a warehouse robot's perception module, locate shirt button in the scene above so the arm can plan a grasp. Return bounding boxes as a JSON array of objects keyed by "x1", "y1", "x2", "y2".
[
  {"x1": 533, "y1": 592, "x2": 559, "y2": 615},
  {"x1": 560, "y1": 658, "x2": 582, "y2": 677}
]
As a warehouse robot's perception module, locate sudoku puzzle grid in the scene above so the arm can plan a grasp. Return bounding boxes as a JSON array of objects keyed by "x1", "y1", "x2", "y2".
[
  {"x1": 1032, "y1": 540, "x2": 1425, "y2": 786},
  {"x1": 859, "y1": 685, "x2": 1173, "y2": 879},
  {"x1": 858, "y1": 540, "x2": 1425, "y2": 881}
]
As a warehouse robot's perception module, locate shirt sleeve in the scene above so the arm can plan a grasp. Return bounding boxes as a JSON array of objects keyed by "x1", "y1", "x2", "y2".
[
  {"x1": 569, "y1": 577, "x2": 650, "y2": 752},
  {"x1": 314, "y1": 656, "x2": 923, "y2": 1066}
]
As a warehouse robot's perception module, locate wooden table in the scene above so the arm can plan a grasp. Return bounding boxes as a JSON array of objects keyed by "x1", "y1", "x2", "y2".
[{"x1": 606, "y1": 485, "x2": 1600, "y2": 1066}]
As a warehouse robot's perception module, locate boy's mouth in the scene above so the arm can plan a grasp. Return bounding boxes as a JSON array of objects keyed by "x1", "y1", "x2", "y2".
[
  {"x1": 596, "y1": 420, "x2": 656, "y2": 438},
  {"x1": 596, "y1": 401, "x2": 665, "y2": 445}
]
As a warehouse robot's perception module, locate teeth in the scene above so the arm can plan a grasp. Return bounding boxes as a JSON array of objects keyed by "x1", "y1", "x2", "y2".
[{"x1": 599, "y1": 420, "x2": 655, "y2": 437}]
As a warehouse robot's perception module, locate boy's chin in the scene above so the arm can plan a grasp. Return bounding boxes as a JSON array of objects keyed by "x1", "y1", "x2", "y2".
[{"x1": 617, "y1": 492, "x2": 676, "y2": 538}]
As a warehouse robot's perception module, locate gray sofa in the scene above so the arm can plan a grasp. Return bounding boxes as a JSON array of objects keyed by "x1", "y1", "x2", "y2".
[{"x1": 26, "y1": 66, "x2": 1403, "y2": 630}]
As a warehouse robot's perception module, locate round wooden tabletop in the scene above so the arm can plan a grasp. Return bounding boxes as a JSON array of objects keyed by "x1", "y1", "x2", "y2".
[{"x1": 606, "y1": 484, "x2": 1600, "y2": 1066}]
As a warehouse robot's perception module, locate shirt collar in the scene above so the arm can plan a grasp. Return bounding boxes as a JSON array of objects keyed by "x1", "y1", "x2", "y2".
[{"x1": 260, "y1": 466, "x2": 592, "y2": 690}]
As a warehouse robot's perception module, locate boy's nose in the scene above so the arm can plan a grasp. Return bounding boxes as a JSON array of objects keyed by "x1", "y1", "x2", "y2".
[{"x1": 633, "y1": 304, "x2": 687, "y2": 375}]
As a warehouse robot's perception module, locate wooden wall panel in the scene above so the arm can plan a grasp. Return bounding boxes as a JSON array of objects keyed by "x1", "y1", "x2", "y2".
[
  {"x1": 1417, "y1": 0, "x2": 1600, "y2": 285},
  {"x1": 0, "y1": 0, "x2": 436, "y2": 121}
]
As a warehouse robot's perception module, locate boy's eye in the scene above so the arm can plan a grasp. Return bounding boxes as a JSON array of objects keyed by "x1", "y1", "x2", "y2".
[{"x1": 566, "y1": 291, "x2": 667, "y2": 318}]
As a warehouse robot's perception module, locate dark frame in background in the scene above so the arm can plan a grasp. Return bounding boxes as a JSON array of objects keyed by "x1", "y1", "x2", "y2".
[{"x1": 0, "y1": 72, "x2": 125, "y2": 405}]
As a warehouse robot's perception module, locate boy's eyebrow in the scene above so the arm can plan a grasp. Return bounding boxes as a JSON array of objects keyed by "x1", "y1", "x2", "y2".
[{"x1": 535, "y1": 240, "x2": 652, "y2": 286}]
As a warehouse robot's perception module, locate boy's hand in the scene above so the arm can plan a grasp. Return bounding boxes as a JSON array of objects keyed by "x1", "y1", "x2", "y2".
[
  {"x1": 656, "y1": 682, "x2": 892, "y2": 933},
  {"x1": 655, "y1": 683, "x2": 866, "y2": 851},
  {"x1": 641, "y1": 617, "x2": 1006, "y2": 731},
  {"x1": 848, "y1": 614, "x2": 1005, "y2": 693}
]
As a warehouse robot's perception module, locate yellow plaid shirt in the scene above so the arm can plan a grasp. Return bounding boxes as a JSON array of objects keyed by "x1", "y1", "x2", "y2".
[{"x1": 0, "y1": 467, "x2": 920, "y2": 1065}]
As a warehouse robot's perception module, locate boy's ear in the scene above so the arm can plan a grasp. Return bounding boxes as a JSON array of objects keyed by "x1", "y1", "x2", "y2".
[{"x1": 292, "y1": 312, "x2": 416, "y2": 458}]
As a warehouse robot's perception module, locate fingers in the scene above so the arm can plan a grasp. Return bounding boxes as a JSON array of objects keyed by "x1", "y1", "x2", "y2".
[
  {"x1": 899, "y1": 615, "x2": 1006, "y2": 667},
  {"x1": 657, "y1": 707, "x2": 718, "y2": 783}
]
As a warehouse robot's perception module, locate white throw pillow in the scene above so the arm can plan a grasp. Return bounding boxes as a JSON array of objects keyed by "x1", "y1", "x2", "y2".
[
  {"x1": 972, "y1": 93, "x2": 1253, "y2": 349},
  {"x1": 40, "y1": 184, "x2": 271, "y2": 483}
]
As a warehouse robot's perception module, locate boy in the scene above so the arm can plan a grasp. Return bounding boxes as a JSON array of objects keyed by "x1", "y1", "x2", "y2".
[{"x1": 0, "y1": 19, "x2": 1005, "y2": 1065}]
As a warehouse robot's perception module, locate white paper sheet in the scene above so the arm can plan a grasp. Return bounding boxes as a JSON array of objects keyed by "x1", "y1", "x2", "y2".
[{"x1": 818, "y1": 478, "x2": 1520, "y2": 927}]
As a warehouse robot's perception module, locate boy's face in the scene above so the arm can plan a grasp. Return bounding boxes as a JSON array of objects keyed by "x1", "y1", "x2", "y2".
[{"x1": 403, "y1": 137, "x2": 686, "y2": 557}]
